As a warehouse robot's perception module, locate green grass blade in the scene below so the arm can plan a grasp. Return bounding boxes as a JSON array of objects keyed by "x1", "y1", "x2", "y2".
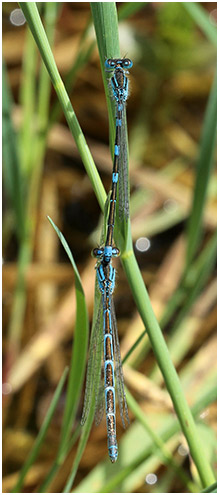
[
  {"x1": 91, "y1": 2, "x2": 132, "y2": 251},
  {"x1": 186, "y1": 73, "x2": 216, "y2": 266},
  {"x1": 91, "y1": 2, "x2": 120, "y2": 62},
  {"x1": 47, "y1": 217, "x2": 89, "y2": 458},
  {"x1": 91, "y1": 2, "x2": 120, "y2": 143},
  {"x1": 202, "y1": 482, "x2": 217, "y2": 493},
  {"x1": 123, "y1": 329, "x2": 147, "y2": 363},
  {"x1": 19, "y1": 1, "x2": 106, "y2": 213},
  {"x1": 18, "y1": 27, "x2": 37, "y2": 176},
  {"x1": 37, "y1": 3, "x2": 59, "y2": 127},
  {"x1": 2, "y1": 61, "x2": 25, "y2": 242},
  {"x1": 12, "y1": 366, "x2": 68, "y2": 493},
  {"x1": 181, "y1": 2, "x2": 217, "y2": 46},
  {"x1": 91, "y1": 2, "x2": 215, "y2": 487},
  {"x1": 27, "y1": 2, "x2": 58, "y2": 234}
]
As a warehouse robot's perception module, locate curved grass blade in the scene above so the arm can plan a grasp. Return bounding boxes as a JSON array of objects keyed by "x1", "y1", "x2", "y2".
[{"x1": 47, "y1": 216, "x2": 89, "y2": 459}]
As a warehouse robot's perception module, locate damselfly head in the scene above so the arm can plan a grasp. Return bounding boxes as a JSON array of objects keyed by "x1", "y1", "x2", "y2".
[
  {"x1": 105, "y1": 58, "x2": 133, "y2": 70},
  {"x1": 92, "y1": 246, "x2": 120, "y2": 261}
]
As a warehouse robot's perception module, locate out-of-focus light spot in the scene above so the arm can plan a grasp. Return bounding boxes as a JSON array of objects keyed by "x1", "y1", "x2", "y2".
[
  {"x1": 10, "y1": 9, "x2": 26, "y2": 26},
  {"x1": 136, "y1": 237, "x2": 150, "y2": 252},
  {"x1": 178, "y1": 444, "x2": 189, "y2": 456},
  {"x1": 209, "y1": 9, "x2": 217, "y2": 26},
  {"x1": 200, "y1": 409, "x2": 209, "y2": 419},
  {"x1": 119, "y1": 24, "x2": 138, "y2": 61},
  {"x1": 163, "y1": 198, "x2": 178, "y2": 212},
  {"x1": 145, "y1": 473, "x2": 157, "y2": 485},
  {"x1": 2, "y1": 382, "x2": 12, "y2": 395}
]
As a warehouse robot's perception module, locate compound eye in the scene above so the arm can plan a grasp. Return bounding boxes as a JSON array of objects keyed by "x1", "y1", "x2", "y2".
[
  {"x1": 92, "y1": 247, "x2": 103, "y2": 258},
  {"x1": 105, "y1": 59, "x2": 116, "y2": 69},
  {"x1": 122, "y1": 58, "x2": 133, "y2": 68},
  {"x1": 112, "y1": 247, "x2": 120, "y2": 257}
]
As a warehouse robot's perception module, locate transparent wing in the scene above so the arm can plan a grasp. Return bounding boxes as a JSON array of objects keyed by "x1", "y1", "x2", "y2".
[
  {"x1": 92, "y1": 192, "x2": 111, "y2": 249},
  {"x1": 81, "y1": 279, "x2": 103, "y2": 426},
  {"x1": 111, "y1": 298, "x2": 129, "y2": 428},
  {"x1": 118, "y1": 108, "x2": 130, "y2": 221},
  {"x1": 103, "y1": 191, "x2": 112, "y2": 243},
  {"x1": 94, "y1": 368, "x2": 105, "y2": 426},
  {"x1": 94, "y1": 282, "x2": 107, "y2": 426},
  {"x1": 94, "y1": 300, "x2": 105, "y2": 426}
]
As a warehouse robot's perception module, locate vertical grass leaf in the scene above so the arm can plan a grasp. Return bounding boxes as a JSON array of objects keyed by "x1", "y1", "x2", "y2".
[
  {"x1": 186, "y1": 73, "x2": 216, "y2": 267},
  {"x1": 2, "y1": 61, "x2": 25, "y2": 242},
  {"x1": 47, "y1": 217, "x2": 89, "y2": 458}
]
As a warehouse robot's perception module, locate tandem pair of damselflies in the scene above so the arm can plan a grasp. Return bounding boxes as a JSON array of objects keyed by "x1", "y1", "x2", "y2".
[{"x1": 81, "y1": 58, "x2": 133, "y2": 462}]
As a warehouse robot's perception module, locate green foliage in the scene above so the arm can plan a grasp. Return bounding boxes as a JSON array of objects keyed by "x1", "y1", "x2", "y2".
[{"x1": 157, "y1": 2, "x2": 195, "y2": 46}]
